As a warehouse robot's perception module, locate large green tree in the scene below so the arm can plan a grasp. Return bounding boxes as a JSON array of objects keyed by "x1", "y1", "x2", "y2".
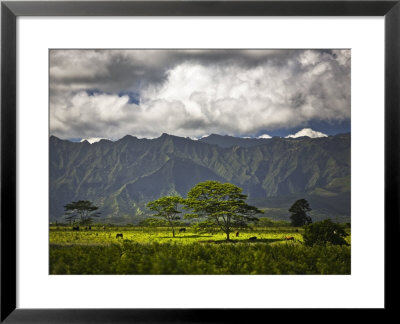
[
  {"x1": 147, "y1": 196, "x2": 184, "y2": 237},
  {"x1": 289, "y1": 199, "x2": 312, "y2": 227},
  {"x1": 64, "y1": 200, "x2": 100, "y2": 225},
  {"x1": 185, "y1": 181, "x2": 262, "y2": 240}
]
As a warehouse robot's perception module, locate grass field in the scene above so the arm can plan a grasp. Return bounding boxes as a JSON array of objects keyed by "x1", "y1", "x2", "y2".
[
  {"x1": 49, "y1": 225, "x2": 351, "y2": 275},
  {"x1": 50, "y1": 226, "x2": 309, "y2": 245}
]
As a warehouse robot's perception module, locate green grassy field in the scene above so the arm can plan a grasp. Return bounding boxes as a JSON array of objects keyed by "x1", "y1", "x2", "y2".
[
  {"x1": 50, "y1": 226, "x2": 310, "y2": 244},
  {"x1": 49, "y1": 226, "x2": 351, "y2": 275}
]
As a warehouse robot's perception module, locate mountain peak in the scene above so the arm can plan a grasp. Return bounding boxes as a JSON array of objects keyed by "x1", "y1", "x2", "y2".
[
  {"x1": 118, "y1": 135, "x2": 139, "y2": 142},
  {"x1": 50, "y1": 135, "x2": 61, "y2": 142}
]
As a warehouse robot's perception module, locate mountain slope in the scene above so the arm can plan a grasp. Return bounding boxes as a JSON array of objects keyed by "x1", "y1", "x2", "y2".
[
  {"x1": 199, "y1": 134, "x2": 271, "y2": 148},
  {"x1": 50, "y1": 133, "x2": 351, "y2": 223}
]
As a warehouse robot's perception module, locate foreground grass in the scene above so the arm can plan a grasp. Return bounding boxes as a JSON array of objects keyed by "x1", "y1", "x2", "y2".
[
  {"x1": 49, "y1": 226, "x2": 351, "y2": 274},
  {"x1": 50, "y1": 241, "x2": 350, "y2": 275}
]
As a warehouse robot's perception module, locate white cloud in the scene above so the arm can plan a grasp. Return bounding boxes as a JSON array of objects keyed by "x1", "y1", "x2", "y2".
[
  {"x1": 257, "y1": 134, "x2": 272, "y2": 139},
  {"x1": 80, "y1": 137, "x2": 111, "y2": 144},
  {"x1": 286, "y1": 128, "x2": 328, "y2": 138},
  {"x1": 49, "y1": 49, "x2": 350, "y2": 140}
]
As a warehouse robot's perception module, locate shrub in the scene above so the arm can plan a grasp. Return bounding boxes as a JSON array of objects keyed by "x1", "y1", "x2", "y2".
[{"x1": 302, "y1": 219, "x2": 349, "y2": 246}]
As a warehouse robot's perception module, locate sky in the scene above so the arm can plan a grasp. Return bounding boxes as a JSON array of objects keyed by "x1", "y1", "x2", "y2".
[{"x1": 49, "y1": 49, "x2": 351, "y2": 141}]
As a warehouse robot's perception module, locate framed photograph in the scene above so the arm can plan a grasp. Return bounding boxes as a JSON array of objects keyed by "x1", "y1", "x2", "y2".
[{"x1": 1, "y1": 0, "x2": 399, "y2": 321}]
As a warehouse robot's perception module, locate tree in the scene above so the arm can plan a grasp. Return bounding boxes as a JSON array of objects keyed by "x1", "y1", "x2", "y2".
[
  {"x1": 289, "y1": 199, "x2": 312, "y2": 227},
  {"x1": 185, "y1": 181, "x2": 263, "y2": 240},
  {"x1": 147, "y1": 196, "x2": 184, "y2": 237},
  {"x1": 302, "y1": 219, "x2": 349, "y2": 246},
  {"x1": 64, "y1": 200, "x2": 100, "y2": 225}
]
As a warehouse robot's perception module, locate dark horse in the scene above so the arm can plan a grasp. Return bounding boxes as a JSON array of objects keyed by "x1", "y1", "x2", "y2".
[
  {"x1": 285, "y1": 236, "x2": 295, "y2": 241},
  {"x1": 72, "y1": 226, "x2": 79, "y2": 231},
  {"x1": 179, "y1": 228, "x2": 186, "y2": 233},
  {"x1": 116, "y1": 233, "x2": 123, "y2": 239}
]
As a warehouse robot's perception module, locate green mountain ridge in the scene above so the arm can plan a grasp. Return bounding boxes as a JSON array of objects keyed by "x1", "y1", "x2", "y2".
[{"x1": 50, "y1": 133, "x2": 351, "y2": 223}]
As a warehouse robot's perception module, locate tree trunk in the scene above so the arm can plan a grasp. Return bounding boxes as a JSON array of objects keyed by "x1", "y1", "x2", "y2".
[
  {"x1": 168, "y1": 219, "x2": 175, "y2": 238},
  {"x1": 226, "y1": 216, "x2": 231, "y2": 241}
]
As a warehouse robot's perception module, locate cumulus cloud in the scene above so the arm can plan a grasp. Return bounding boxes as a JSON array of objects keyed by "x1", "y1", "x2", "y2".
[
  {"x1": 80, "y1": 137, "x2": 110, "y2": 144},
  {"x1": 258, "y1": 134, "x2": 272, "y2": 139},
  {"x1": 49, "y1": 49, "x2": 350, "y2": 140},
  {"x1": 286, "y1": 128, "x2": 328, "y2": 138}
]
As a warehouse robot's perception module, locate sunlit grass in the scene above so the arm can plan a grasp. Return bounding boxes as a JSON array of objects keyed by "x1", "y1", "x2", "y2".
[{"x1": 49, "y1": 226, "x2": 317, "y2": 245}]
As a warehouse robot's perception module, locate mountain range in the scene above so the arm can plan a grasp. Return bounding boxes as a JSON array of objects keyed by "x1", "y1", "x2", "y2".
[{"x1": 50, "y1": 133, "x2": 351, "y2": 223}]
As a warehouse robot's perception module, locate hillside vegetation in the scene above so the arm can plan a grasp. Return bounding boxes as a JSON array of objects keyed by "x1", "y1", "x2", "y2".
[{"x1": 50, "y1": 133, "x2": 350, "y2": 223}]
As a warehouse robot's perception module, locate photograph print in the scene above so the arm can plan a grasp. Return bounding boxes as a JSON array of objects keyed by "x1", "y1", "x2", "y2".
[{"x1": 49, "y1": 49, "x2": 351, "y2": 274}]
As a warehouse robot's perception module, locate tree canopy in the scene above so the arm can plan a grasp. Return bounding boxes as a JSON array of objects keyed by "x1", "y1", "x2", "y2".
[
  {"x1": 64, "y1": 200, "x2": 100, "y2": 225},
  {"x1": 289, "y1": 199, "x2": 312, "y2": 227},
  {"x1": 147, "y1": 196, "x2": 184, "y2": 237},
  {"x1": 185, "y1": 181, "x2": 263, "y2": 240}
]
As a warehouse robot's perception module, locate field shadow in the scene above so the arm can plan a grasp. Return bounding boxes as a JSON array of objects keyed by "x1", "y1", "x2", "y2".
[
  {"x1": 197, "y1": 239, "x2": 235, "y2": 244},
  {"x1": 159, "y1": 235, "x2": 213, "y2": 239},
  {"x1": 197, "y1": 238, "x2": 287, "y2": 244},
  {"x1": 244, "y1": 238, "x2": 284, "y2": 243}
]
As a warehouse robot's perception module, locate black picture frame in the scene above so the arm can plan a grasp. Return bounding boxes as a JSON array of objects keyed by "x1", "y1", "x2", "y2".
[{"x1": 1, "y1": 0, "x2": 399, "y2": 322}]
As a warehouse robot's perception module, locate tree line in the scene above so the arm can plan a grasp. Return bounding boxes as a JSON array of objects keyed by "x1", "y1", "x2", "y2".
[{"x1": 62, "y1": 180, "x2": 348, "y2": 245}]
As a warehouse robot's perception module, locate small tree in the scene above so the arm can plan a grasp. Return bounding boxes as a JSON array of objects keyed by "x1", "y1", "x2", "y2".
[
  {"x1": 64, "y1": 200, "x2": 100, "y2": 225},
  {"x1": 289, "y1": 199, "x2": 312, "y2": 227},
  {"x1": 147, "y1": 196, "x2": 184, "y2": 237},
  {"x1": 185, "y1": 181, "x2": 263, "y2": 240},
  {"x1": 302, "y1": 219, "x2": 349, "y2": 246}
]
